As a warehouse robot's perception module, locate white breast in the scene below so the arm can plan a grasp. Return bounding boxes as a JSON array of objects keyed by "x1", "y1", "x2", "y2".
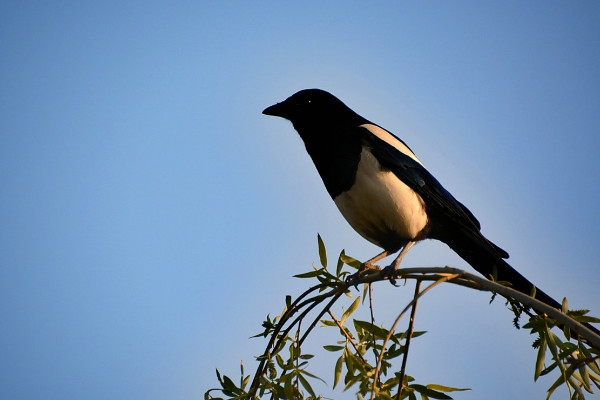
[{"x1": 333, "y1": 147, "x2": 428, "y2": 249}]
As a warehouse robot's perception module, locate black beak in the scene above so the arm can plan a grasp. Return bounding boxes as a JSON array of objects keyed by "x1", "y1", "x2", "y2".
[{"x1": 262, "y1": 102, "x2": 287, "y2": 118}]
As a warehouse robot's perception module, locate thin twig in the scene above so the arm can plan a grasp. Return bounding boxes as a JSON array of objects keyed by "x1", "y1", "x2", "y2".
[
  {"x1": 327, "y1": 310, "x2": 367, "y2": 364},
  {"x1": 248, "y1": 281, "x2": 342, "y2": 398},
  {"x1": 295, "y1": 320, "x2": 301, "y2": 396},
  {"x1": 299, "y1": 289, "x2": 345, "y2": 346},
  {"x1": 368, "y1": 283, "x2": 381, "y2": 364},
  {"x1": 371, "y1": 273, "x2": 460, "y2": 398},
  {"x1": 397, "y1": 280, "x2": 421, "y2": 400}
]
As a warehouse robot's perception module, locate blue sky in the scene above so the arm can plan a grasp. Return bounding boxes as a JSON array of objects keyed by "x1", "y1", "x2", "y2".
[{"x1": 1, "y1": 2, "x2": 599, "y2": 399}]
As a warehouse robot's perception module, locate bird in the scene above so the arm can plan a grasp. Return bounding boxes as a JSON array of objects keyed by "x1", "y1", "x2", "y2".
[{"x1": 262, "y1": 88, "x2": 594, "y2": 327}]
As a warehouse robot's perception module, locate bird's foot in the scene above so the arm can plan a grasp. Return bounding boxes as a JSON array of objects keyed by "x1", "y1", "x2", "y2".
[
  {"x1": 380, "y1": 242, "x2": 414, "y2": 286},
  {"x1": 345, "y1": 261, "x2": 381, "y2": 288},
  {"x1": 359, "y1": 260, "x2": 381, "y2": 274},
  {"x1": 380, "y1": 264, "x2": 400, "y2": 286}
]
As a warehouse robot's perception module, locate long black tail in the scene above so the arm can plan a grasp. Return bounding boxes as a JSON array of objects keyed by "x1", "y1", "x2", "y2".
[{"x1": 440, "y1": 228, "x2": 600, "y2": 337}]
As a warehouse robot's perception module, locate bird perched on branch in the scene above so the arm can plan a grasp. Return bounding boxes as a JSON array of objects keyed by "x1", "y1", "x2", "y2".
[{"x1": 262, "y1": 88, "x2": 593, "y2": 325}]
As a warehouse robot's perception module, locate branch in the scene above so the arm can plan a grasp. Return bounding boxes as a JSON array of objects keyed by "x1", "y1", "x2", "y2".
[
  {"x1": 357, "y1": 266, "x2": 600, "y2": 350},
  {"x1": 327, "y1": 310, "x2": 367, "y2": 364},
  {"x1": 245, "y1": 265, "x2": 600, "y2": 399},
  {"x1": 396, "y1": 280, "x2": 421, "y2": 400},
  {"x1": 371, "y1": 274, "x2": 460, "y2": 397}
]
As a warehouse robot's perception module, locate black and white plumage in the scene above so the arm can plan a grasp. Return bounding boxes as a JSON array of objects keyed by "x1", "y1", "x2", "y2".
[{"x1": 263, "y1": 88, "x2": 564, "y2": 311}]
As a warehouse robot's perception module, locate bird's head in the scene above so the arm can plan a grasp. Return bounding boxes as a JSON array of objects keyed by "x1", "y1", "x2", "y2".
[{"x1": 263, "y1": 89, "x2": 367, "y2": 133}]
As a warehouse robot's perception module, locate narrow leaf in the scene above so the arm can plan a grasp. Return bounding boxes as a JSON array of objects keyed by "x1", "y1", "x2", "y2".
[
  {"x1": 298, "y1": 373, "x2": 317, "y2": 398},
  {"x1": 320, "y1": 319, "x2": 337, "y2": 327},
  {"x1": 317, "y1": 234, "x2": 327, "y2": 268},
  {"x1": 534, "y1": 335, "x2": 547, "y2": 381},
  {"x1": 341, "y1": 296, "x2": 361, "y2": 325},
  {"x1": 333, "y1": 355, "x2": 343, "y2": 389},
  {"x1": 410, "y1": 384, "x2": 452, "y2": 399},
  {"x1": 340, "y1": 253, "x2": 362, "y2": 269},
  {"x1": 294, "y1": 269, "x2": 322, "y2": 278},
  {"x1": 578, "y1": 366, "x2": 592, "y2": 392},
  {"x1": 426, "y1": 384, "x2": 470, "y2": 392},
  {"x1": 530, "y1": 285, "x2": 537, "y2": 298},
  {"x1": 572, "y1": 315, "x2": 600, "y2": 323},
  {"x1": 354, "y1": 320, "x2": 391, "y2": 341},
  {"x1": 336, "y1": 250, "x2": 345, "y2": 277},
  {"x1": 544, "y1": 325, "x2": 571, "y2": 397},
  {"x1": 298, "y1": 368, "x2": 326, "y2": 383}
]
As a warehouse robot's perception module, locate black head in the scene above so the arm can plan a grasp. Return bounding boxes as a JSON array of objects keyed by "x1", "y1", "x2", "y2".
[{"x1": 262, "y1": 89, "x2": 368, "y2": 132}]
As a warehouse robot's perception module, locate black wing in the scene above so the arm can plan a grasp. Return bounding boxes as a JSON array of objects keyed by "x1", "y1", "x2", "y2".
[{"x1": 358, "y1": 126, "x2": 508, "y2": 258}]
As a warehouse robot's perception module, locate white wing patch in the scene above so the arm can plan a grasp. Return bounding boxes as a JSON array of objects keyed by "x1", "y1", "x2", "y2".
[{"x1": 359, "y1": 123, "x2": 423, "y2": 165}]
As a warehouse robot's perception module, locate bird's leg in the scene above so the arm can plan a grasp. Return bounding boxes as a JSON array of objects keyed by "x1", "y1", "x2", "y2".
[
  {"x1": 346, "y1": 249, "x2": 390, "y2": 287},
  {"x1": 382, "y1": 241, "x2": 415, "y2": 284},
  {"x1": 391, "y1": 241, "x2": 414, "y2": 270},
  {"x1": 360, "y1": 249, "x2": 390, "y2": 273}
]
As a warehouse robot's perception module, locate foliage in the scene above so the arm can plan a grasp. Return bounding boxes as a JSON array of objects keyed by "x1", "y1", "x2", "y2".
[{"x1": 205, "y1": 235, "x2": 600, "y2": 399}]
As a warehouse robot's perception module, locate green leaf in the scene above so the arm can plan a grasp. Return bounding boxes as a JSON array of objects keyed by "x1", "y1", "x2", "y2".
[
  {"x1": 534, "y1": 335, "x2": 547, "y2": 381},
  {"x1": 578, "y1": 340, "x2": 600, "y2": 375},
  {"x1": 341, "y1": 296, "x2": 361, "y2": 325},
  {"x1": 344, "y1": 349, "x2": 356, "y2": 375},
  {"x1": 353, "y1": 320, "x2": 391, "y2": 341},
  {"x1": 539, "y1": 361, "x2": 558, "y2": 377},
  {"x1": 409, "y1": 384, "x2": 452, "y2": 399},
  {"x1": 530, "y1": 285, "x2": 537, "y2": 298},
  {"x1": 336, "y1": 250, "x2": 345, "y2": 277},
  {"x1": 294, "y1": 268, "x2": 322, "y2": 278},
  {"x1": 289, "y1": 342, "x2": 297, "y2": 361},
  {"x1": 386, "y1": 344, "x2": 404, "y2": 359},
  {"x1": 568, "y1": 374, "x2": 585, "y2": 399},
  {"x1": 239, "y1": 360, "x2": 246, "y2": 388},
  {"x1": 221, "y1": 374, "x2": 240, "y2": 394},
  {"x1": 578, "y1": 361, "x2": 592, "y2": 392},
  {"x1": 320, "y1": 319, "x2": 337, "y2": 327},
  {"x1": 241, "y1": 374, "x2": 250, "y2": 389},
  {"x1": 544, "y1": 324, "x2": 570, "y2": 396},
  {"x1": 299, "y1": 368, "x2": 326, "y2": 383},
  {"x1": 333, "y1": 355, "x2": 343, "y2": 389},
  {"x1": 298, "y1": 373, "x2": 317, "y2": 398},
  {"x1": 426, "y1": 384, "x2": 470, "y2": 392},
  {"x1": 398, "y1": 330, "x2": 427, "y2": 340},
  {"x1": 275, "y1": 353, "x2": 286, "y2": 369},
  {"x1": 323, "y1": 345, "x2": 344, "y2": 352},
  {"x1": 283, "y1": 373, "x2": 295, "y2": 399},
  {"x1": 572, "y1": 315, "x2": 600, "y2": 323},
  {"x1": 317, "y1": 234, "x2": 327, "y2": 268},
  {"x1": 563, "y1": 323, "x2": 571, "y2": 341},
  {"x1": 267, "y1": 359, "x2": 277, "y2": 379},
  {"x1": 340, "y1": 253, "x2": 362, "y2": 269},
  {"x1": 545, "y1": 365, "x2": 575, "y2": 399}
]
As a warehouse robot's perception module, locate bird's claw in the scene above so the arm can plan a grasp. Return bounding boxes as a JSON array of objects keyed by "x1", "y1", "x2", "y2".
[
  {"x1": 345, "y1": 262, "x2": 381, "y2": 288},
  {"x1": 380, "y1": 264, "x2": 400, "y2": 286}
]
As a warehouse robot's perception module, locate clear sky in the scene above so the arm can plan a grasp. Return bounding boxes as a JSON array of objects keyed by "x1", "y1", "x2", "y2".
[{"x1": 1, "y1": 2, "x2": 599, "y2": 399}]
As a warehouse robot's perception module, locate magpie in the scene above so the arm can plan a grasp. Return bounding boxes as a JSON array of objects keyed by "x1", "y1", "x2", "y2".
[{"x1": 263, "y1": 88, "x2": 593, "y2": 323}]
